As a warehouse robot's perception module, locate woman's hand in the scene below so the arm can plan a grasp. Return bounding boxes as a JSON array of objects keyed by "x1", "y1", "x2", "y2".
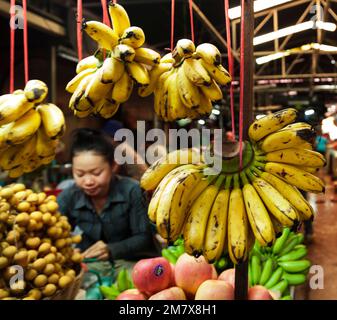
[{"x1": 82, "y1": 241, "x2": 110, "y2": 261}]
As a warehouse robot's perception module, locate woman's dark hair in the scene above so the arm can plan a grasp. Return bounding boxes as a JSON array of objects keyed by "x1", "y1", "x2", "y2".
[{"x1": 70, "y1": 128, "x2": 114, "y2": 164}]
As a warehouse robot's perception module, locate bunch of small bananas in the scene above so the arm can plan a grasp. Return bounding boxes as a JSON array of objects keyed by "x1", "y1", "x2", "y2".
[
  {"x1": 0, "y1": 183, "x2": 82, "y2": 300},
  {"x1": 139, "y1": 39, "x2": 232, "y2": 121},
  {"x1": 66, "y1": 3, "x2": 161, "y2": 119},
  {"x1": 249, "y1": 228, "x2": 310, "y2": 300},
  {"x1": 0, "y1": 81, "x2": 65, "y2": 178},
  {"x1": 140, "y1": 108, "x2": 325, "y2": 265}
]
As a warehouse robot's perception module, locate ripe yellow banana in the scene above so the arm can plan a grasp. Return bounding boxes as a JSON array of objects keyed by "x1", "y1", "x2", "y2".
[
  {"x1": 0, "y1": 93, "x2": 34, "y2": 126},
  {"x1": 184, "y1": 175, "x2": 224, "y2": 256},
  {"x1": 176, "y1": 65, "x2": 200, "y2": 108},
  {"x1": 37, "y1": 103, "x2": 65, "y2": 139},
  {"x1": 108, "y1": 2, "x2": 131, "y2": 37},
  {"x1": 175, "y1": 39, "x2": 195, "y2": 58},
  {"x1": 111, "y1": 71, "x2": 134, "y2": 103},
  {"x1": 228, "y1": 174, "x2": 249, "y2": 264},
  {"x1": 156, "y1": 166, "x2": 203, "y2": 241},
  {"x1": 134, "y1": 47, "x2": 161, "y2": 66},
  {"x1": 200, "y1": 60, "x2": 231, "y2": 85},
  {"x1": 203, "y1": 175, "x2": 231, "y2": 262},
  {"x1": 69, "y1": 73, "x2": 95, "y2": 111},
  {"x1": 241, "y1": 172, "x2": 275, "y2": 247},
  {"x1": 153, "y1": 70, "x2": 172, "y2": 119},
  {"x1": 74, "y1": 108, "x2": 93, "y2": 118},
  {"x1": 24, "y1": 80, "x2": 48, "y2": 103},
  {"x1": 263, "y1": 162, "x2": 325, "y2": 193},
  {"x1": 280, "y1": 122, "x2": 312, "y2": 131},
  {"x1": 84, "y1": 69, "x2": 113, "y2": 105},
  {"x1": 95, "y1": 99, "x2": 120, "y2": 119},
  {"x1": 23, "y1": 152, "x2": 42, "y2": 173},
  {"x1": 247, "y1": 170, "x2": 298, "y2": 227},
  {"x1": 120, "y1": 26, "x2": 145, "y2": 48},
  {"x1": 76, "y1": 55, "x2": 99, "y2": 74},
  {"x1": 138, "y1": 62, "x2": 172, "y2": 97},
  {"x1": 82, "y1": 20, "x2": 118, "y2": 51},
  {"x1": 0, "y1": 134, "x2": 37, "y2": 170},
  {"x1": 196, "y1": 91, "x2": 213, "y2": 116},
  {"x1": 200, "y1": 79, "x2": 223, "y2": 101},
  {"x1": 66, "y1": 67, "x2": 97, "y2": 93},
  {"x1": 248, "y1": 108, "x2": 298, "y2": 142},
  {"x1": 0, "y1": 123, "x2": 14, "y2": 149},
  {"x1": 161, "y1": 52, "x2": 175, "y2": 64},
  {"x1": 6, "y1": 109, "x2": 41, "y2": 145},
  {"x1": 257, "y1": 148, "x2": 325, "y2": 167},
  {"x1": 111, "y1": 44, "x2": 136, "y2": 63},
  {"x1": 0, "y1": 93, "x2": 12, "y2": 105},
  {"x1": 8, "y1": 165, "x2": 24, "y2": 178},
  {"x1": 36, "y1": 127, "x2": 58, "y2": 157},
  {"x1": 259, "y1": 128, "x2": 315, "y2": 153},
  {"x1": 196, "y1": 43, "x2": 221, "y2": 65},
  {"x1": 182, "y1": 58, "x2": 211, "y2": 86},
  {"x1": 140, "y1": 148, "x2": 199, "y2": 190},
  {"x1": 126, "y1": 61, "x2": 150, "y2": 85},
  {"x1": 100, "y1": 57, "x2": 125, "y2": 84},
  {"x1": 254, "y1": 168, "x2": 314, "y2": 221}
]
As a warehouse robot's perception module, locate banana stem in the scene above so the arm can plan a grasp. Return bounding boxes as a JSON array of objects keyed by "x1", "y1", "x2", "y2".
[
  {"x1": 255, "y1": 155, "x2": 266, "y2": 162},
  {"x1": 251, "y1": 166, "x2": 263, "y2": 177},
  {"x1": 233, "y1": 174, "x2": 240, "y2": 189},
  {"x1": 225, "y1": 175, "x2": 233, "y2": 190},
  {"x1": 246, "y1": 169, "x2": 256, "y2": 182},
  {"x1": 254, "y1": 160, "x2": 266, "y2": 170},
  {"x1": 214, "y1": 174, "x2": 226, "y2": 188},
  {"x1": 240, "y1": 171, "x2": 249, "y2": 186}
]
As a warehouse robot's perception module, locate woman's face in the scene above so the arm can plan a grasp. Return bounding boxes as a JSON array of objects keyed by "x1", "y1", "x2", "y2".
[{"x1": 72, "y1": 151, "x2": 113, "y2": 198}]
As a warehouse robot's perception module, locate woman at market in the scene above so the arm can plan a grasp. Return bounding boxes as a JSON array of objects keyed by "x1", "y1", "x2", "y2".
[{"x1": 57, "y1": 128, "x2": 159, "y2": 267}]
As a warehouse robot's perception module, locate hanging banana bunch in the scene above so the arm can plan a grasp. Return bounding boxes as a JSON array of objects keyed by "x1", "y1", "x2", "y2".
[
  {"x1": 66, "y1": 3, "x2": 162, "y2": 119},
  {"x1": 140, "y1": 108, "x2": 325, "y2": 264},
  {"x1": 139, "y1": 39, "x2": 232, "y2": 122},
  {"x1": 0, "y1": 80, "x2": 65, "y2": 178}
]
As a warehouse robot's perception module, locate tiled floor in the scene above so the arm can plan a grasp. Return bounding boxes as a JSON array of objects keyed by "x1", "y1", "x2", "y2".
[{"x1": 296, "y1": 173, "x2": 337, "y2": 300}]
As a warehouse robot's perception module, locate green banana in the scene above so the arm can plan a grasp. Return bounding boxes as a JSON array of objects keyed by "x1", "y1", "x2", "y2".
[
  {"x1": 265, "y1": 267, "x2": 283, "y2": 289},
  {"x1": 278, "y1": 236, "x2": 301, "y2": 257},
  {"x1": 251, "y1": 255, "x2": 262, "y2": 285},
  {"x1": 281, "y1": 272, "x2": 307, "y2": 285},
  {"x1": 248, "y1": 261, "x2": 253, "y2": 287},
  {"x1": 259, "y1": 257, "x2": 274, "y2": 286},
  {"x1": 281, "y1": 295, "x2": 293, "y2": 300},
  {"x1": 269, "y1": 279, "x2": 289, "y2": 295},
  {"x1": 162, "y1": 248, "x2": 178, "y2": 264},
  {"x1": 272, "y1": 228, "x2": 290, "y2": 255},
  {"x1": 277, "y1": 247, "x2": 308, "y2": 262},
  {"x1": 117, "y1": 268, "x2": 129, "y2": 292},
  {"x1": 100, "y1": 285, "x2": 120, "y2": 300},
  {"x1": 278, "y1": 260, "x2": 311, "y2": 273}
]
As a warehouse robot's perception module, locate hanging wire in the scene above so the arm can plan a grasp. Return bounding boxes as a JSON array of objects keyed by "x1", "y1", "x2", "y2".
[
  {"x1": 77, "y1": 0, "x2": 83, "y2": 61},
  {"x1": 188, "y1": 0, "x2": 195, "y2": 43},
  {"x1": 170, "y1": 0, "x2": 176, "y2": 51},
  {"x1": 239, "y1": 1, "x2": 245, "y2": 169},
  {"x1": 22, "y1": 0, "x2": 29, "y2": 83},
  {"x1": 9, "y1": 0, "x2": 16, "y2": 92}
]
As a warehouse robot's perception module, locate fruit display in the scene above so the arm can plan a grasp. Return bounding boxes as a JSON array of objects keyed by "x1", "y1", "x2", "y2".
[
  {"x1": 140, "y1": 108, "x2": 325, "y2": 265},
  {"x1": 248, "y1": 228, "x2": 310, "y2": 300},
  {"x1": 66, "y1": 3, "x2": 162, "y2": 119},
  {"x1": 0, "y1": 80, "x2": 65, "y2": 178},
  {"x1": 0, "y1": 183, "x2": 82, "y2": 300},
  {"x1": 140, "y1": 39, "x2": 232, "y2": 121}
]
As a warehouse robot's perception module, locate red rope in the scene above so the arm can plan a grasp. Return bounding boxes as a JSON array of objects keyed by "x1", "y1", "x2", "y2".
[
  {"x1": 77, "y1": 0, "x2": 83, "y2": 61},
  {"x1": 101, "y1": 0, "x2": 111, "y2": 27},
  {"x1": 188, "y1": 0, "x2": 195, "y2": 43},
  {"x1": 9, "y1": 0, "x2": 15, "y2": 93},
  {"x1": 22, "y1": 0, "x2": 29, "y2": 83},
  {"x1": 170, "y1": 0, "x2": 175, "y2": 51},
  {"x1": 239, "y1": 1, "x2": 245, "y2": 169},
  {"x1": 224, "y1": 0, "x2": 235, "y2": 138}
]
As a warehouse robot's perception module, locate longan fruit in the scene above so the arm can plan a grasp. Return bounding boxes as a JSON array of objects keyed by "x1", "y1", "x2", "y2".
[
  {"x1": 12, "y1": 183, "x2": 26, "y2": 193},
  {"x1": 16, "y1": 201, "x2": 30, "y2": 212},
  {"x1": 45, "y1": 195, "x2": 57, "y2": 202},
  {"x1": 71, "y1": 235, "x2": 82, "y2": 244},
  {"x1": 71, "y1": 252, "x2": 83, "y2": 264},
  {"x1": 27, "y1": 288, "x2": 42, "y2": 300},
  {"x1": 27, "y1": 250, "x2": 38, "y2": 262},
  {"x1": 42, "y1": 213, "x2": 52, "y2": 224},
  {"x1": 0, "y1": 256, "x2": 9, "y2": 269},
  {"x1": 2, "y1": 245, "x2": 18, "y2": 258},
  {"x1": 46, "y1": 201, "x2": 58, "y2": 213},
  {"x1": 25, "y1": 268, "x2": 38, "y2": 281},
  {"x1": 43, "y1": 263, "x2": 55, "y2": 276},
  {"x1": 26, "y1": 193, "x2": 39, "y2": 204},
  {"x1": 26, "y1": 237, "x2": 41, "y2": 249},
  {"x1": 0, "y1": 288, "x2": 10, "y2": 299},
  {"x1": 0, "y1": 211, "x2": 9, "y2": 223},
  {"x1": 0, "y1": 202, "x2": 10, "y2": 212},
  {"x1": 50, "y1": 246, "x2": 57, "y2": 254},
  {"x1": 30, "y1": 211, "x2": 43, "y2": 221},
  {"x1": 55, "y1": 239, "x2": 66, "y2": 249},
  {"x1": 48, "y1": 273, "x2": 59, "y2": 285},
  {"x1": 27, "y1": 219, "x2": 38, "y2": 232},
  {"x1": 31, "y1": 258, "x2": 47, "y2": 272},
  {"x1": 42, "y1": 283, "x2": 57, "y2": 297},
  {"x1": 6, "y1": 230, "x2": 20, "y2": 244},
  {"x1": 0, "y1": 188, "x2": 14, "y2": 199},
  {"x1": 13, "y1": 251, "x2": 29, "y2": 267},
  {"x1": 37, "y1": 193, "x2": 47, "y2": 205},
  {"x1": 38, "y1": 204, "x2": 48, "y2": 213},
  {"x1": 38, "y1": 243, "x2": 51, "y2": 256},
  {"x1": 15, "y1": 212, "x2": 30, "y2": 226},
  {"x1": 58, "y1": 275, "x2": 72, "y2": 289},
  {"x1": 65, "y1": 269, "x2": 76, "y2": 279},
  {"x1": 33, "y1": 274, "x2": 48, "y2": 288},
  {"x1": 44, "y1": 253, "x2": 56, "y2": 264}
]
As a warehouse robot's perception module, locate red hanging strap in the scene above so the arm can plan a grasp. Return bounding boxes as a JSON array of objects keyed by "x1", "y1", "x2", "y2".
[
  {"x1": 239, "y1": 1, "x2": 245, "y2": 169},
  {"x1": 22, "y1": 0, "x2": 29, "y2": 83},
  {"x1": 188, "y1": 0, "x2": 195, "y2": 43},
  {"x1": 77, "y1": 0, "x2": 83, "y2": 61},
  {"x1": 101, "y1": 0, "x2": 111, "y2": 27},
  {"x1": 170, "y1": 0, "x2": 175, "y2": 51},
  {"x1": 224, "y1": 0, "x2": 235, "y2": 138},
  {"x1": 9, "y1": 0, "x2": 16, "y2": 93}
]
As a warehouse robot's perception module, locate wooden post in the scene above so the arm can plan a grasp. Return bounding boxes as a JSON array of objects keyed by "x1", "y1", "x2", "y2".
[{"x1": 234, "y1": 0, "x2": 254, "y2": 301}]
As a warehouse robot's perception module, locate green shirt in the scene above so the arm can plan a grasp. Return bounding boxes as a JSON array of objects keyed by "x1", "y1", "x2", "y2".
[{"x1": 57, "y1": 176, "x2": 158, "y2": 261}]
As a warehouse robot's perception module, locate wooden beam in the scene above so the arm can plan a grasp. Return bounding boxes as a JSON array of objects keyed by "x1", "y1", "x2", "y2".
[
  {"x1": 192, "y1": 2, "x2": 240, "y2": 62},
  {"x1": 321, "y1": 0, "x2": 337, "y2": 23},
  {"x1": 254, "y1": 72, "x2": 337, "y2": 79},
  {"x1": 273, "y1": 10, "x2": 279, "y2": 51},
  {"x1": 234, "y1": 0, "x2": 254, "y2": 301},
  {"x1": 0, "y1": 0, "x2": 65, "y2": 36},
  {"x1": 254, "y1": 11, "x2": 272, "y2": 36}
]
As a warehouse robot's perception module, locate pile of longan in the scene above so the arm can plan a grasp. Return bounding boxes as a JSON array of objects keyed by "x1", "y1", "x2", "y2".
[{"x1": 0, "y1": 183, "x2": 83, "y2": 300}]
